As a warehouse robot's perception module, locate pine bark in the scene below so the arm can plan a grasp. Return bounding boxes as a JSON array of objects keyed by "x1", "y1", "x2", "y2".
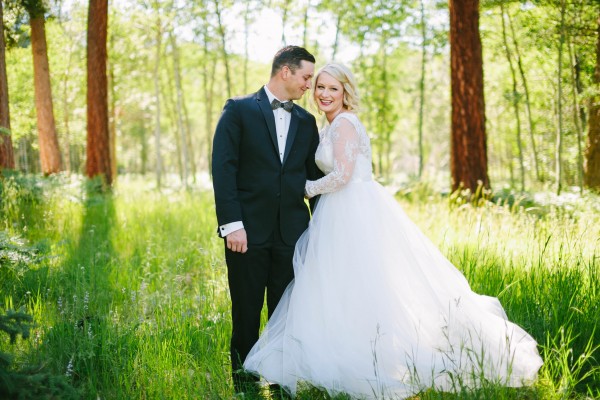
[
  {"x1": 449, "y1": 0, "x2": 489, "y2": 193},
  {"x1": 31, "y1": 15, "x2": 61, "y2": 174},
  {"x1": 586, "y1": 12, "x2": 600, "y2": 190},
  {"x1": 0, "y1": 1, "x2": 15, "y2": 170},
  {"x1": 86, "y1": 0, "x2": 111, "y2": 185}
]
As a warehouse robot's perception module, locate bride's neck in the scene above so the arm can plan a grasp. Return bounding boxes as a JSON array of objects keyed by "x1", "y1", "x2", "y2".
[{"x1": 326, "y1": 108, "x2": 347, "y2": 123}]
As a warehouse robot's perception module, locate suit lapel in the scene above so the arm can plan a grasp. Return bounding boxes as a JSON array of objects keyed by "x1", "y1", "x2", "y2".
[
  {"x1": 256, "y1": 88, "x2": 280, "y2": 162},
  {"x1": 282, "y1": 108, "x2": 300, "y2": 166}
]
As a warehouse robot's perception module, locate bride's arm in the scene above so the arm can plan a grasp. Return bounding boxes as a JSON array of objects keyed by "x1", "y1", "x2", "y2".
[{"x1": 305, "y1": 118, "x2": 360, "y2": 199}]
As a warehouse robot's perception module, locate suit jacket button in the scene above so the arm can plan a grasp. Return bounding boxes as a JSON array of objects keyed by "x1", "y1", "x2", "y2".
[{"x1": 276, "y1": 193, "x2": 280, "y2": 197}]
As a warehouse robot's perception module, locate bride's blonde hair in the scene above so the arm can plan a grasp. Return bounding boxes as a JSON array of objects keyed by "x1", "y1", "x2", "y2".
[{"x1": 313, "y1": 63, "x2": 360, "y2": 112}]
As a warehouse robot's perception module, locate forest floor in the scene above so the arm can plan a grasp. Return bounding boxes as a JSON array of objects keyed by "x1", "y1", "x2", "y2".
[{"x1": 0, "y1": 174, "x2": 598, "y2": 399}]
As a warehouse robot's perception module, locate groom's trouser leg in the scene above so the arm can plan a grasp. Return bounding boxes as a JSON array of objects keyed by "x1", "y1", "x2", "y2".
[
  {"x1": 224, "y1": 226, "x2": 295, "y2": 390},
  {"x1": 267, "y1": 226, "x2": 295, "y2": 318},
  {"x1": 226, "y1": 243, "x2": 268, "y2": 388}
]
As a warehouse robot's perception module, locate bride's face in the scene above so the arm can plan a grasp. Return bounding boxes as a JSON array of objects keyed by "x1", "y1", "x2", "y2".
[{"x1": 314, "y1": 72, "x2": 344, "y2": 116}]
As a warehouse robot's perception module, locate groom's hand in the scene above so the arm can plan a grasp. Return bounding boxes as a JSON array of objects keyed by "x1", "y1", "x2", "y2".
[{"x1": 226, "y1": 229, "x2": 248, "y2": 253}]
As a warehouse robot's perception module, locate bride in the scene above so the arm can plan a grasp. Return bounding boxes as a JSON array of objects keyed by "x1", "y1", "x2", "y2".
[{"x1": 243, "y1": 62, "x2": 543, "y2": 399}]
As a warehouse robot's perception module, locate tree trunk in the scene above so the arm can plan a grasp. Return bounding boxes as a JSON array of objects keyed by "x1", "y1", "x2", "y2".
[
  {"x1": 153, "y1": 12, "x2": 163, "y2": 188},
  {"x1": 0, "y1": 1, "x2": 15, "y2": 170},
  {"x1": 449, "y1": 0, "x2": 489, "y2": 193},
  {"x1": 331, "y1": 13, "x2": 342, "y2": 61},
  {"x1": 417, "y1": 0, "x2": 426, "y2": 179},
  {"x1": 243, "y1": 1, "x2": 250, "y2": 94},
  {"x1": 280, "y1": 0, "x2": 291, "y2": 45},
  {"x1": 507, "y1": 9, "x2": 540, "y2": 182},
  {"x1": 214, "y1": 0, "x2": 231, "y2": 98},
  {"x1": 109, "y1": 30, "x2": 117, "y2": 182},
  {"x1": 31, "y1": 15, "x2": 61, "y2": 175},
  {"x1": 203, "y1": 33, "x2": 216, "y2": 177},
  {"x1": 302, "y1": 1, "x2": 309, "y2": 48},
  {"x1": 586, "y1": 11, "x2": 600, "y2": 190},
  {"x1": 61, "y1": 44, "x2": 73, "y2": 173},
  {"x1": 555, "y1": 0, "x2": 566, "y2": 195},
  {"x1": 568, "y1": 40, "x2": 584, "y2": 193},
  {"x1": 86, "y1": 0, "x2": 111, "y2": 185},
  {"x1": 169, "y1": 33, "x2": 189, "y2": 186},
  {"x1": 500, "y1": 4, "x2": 525, "y2": 191}
]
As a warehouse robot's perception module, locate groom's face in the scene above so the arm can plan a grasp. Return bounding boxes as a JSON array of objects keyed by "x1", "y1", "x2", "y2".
[{"x1": 283, "y1": 61, "x2": 315, "y2": 101}]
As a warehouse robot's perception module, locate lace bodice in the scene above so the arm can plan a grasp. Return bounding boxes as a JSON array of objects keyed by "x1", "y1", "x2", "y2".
[{"x1": 305, "y1": 113, "x2": 372, "y2": 198}]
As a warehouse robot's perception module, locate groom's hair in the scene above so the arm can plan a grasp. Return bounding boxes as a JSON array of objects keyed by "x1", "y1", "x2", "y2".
[{"x1": 271, "y1": 46, "x2": 315, "y2": 77}]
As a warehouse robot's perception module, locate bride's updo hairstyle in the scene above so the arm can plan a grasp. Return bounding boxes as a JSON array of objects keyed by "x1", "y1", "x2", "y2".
[{"x1": 313, "y1": 62, "x2": 360, "y2": 112}]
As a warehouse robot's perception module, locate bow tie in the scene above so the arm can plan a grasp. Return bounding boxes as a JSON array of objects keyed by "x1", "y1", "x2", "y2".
[{"x1": 271, "y1": 99, "x2": 294, "y2": 112}]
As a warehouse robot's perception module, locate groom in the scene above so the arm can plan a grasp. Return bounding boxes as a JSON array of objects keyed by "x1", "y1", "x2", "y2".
[{"x1": 211, "y1": 46, "x2": 321, "y2": 393}]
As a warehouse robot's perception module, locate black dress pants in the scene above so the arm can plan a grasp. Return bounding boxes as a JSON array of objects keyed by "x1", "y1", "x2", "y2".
[{"x1": 224, "y1": 223, "x2": 295, "y2": 391}]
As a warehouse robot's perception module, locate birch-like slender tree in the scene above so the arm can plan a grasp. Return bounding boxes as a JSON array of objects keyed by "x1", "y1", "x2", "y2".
[
  {"x1": 153, "y1": 7, "x2": 163, "y2": 188},
  {"x1": 500, "y1": 3, "x2": 525, "y2": 191},
  {"x1": 169, "y1": 32, "x2": 189, "y2": 187},
  {"x1": 555, "y1": 0, "x2": 567, "y2": 195},
  {"x1": 507, "y1": 9, "x2": 540, "y2": 182},
  {"x1": 568, "y1": 39, "x2": 584, "y2": 193},
  {"x1": 417, "y1": 0, "x2": 427, "y2": 179},
  {"x1": 213, "y1": 0, "x2": 231, "y2": 98}
]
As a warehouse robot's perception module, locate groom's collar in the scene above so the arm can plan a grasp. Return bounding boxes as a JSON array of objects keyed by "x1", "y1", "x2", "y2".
[{"x1": 263, "y1": 85, "x2": 289, "y2": 103}]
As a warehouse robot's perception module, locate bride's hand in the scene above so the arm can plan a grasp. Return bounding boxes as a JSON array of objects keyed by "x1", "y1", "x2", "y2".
[{"x1": 304, "y1": 182, "x2": 313, "y2": 199}]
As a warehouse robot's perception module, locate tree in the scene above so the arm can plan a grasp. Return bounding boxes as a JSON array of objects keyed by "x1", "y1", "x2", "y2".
[
  {"x1": 86, "y1": 0, "x2": 111, "y2": 185},
  {"x1": 0, "y1": 0, "x2": 15, "y2": 170},
  {"x1": 449, "y1": 0, "x2": 490, "y2": 193},
  {"x1": 26, "y1": 0, "x2": 61, "y2": 174},
  {"x1": 500, "y1": 2, "x2": 525, "y2": 191},
  {"x1": 213, "y1": 0, "x2": 231, "y2": 98},
  {"x1": 507, "y1": 8, "x2": 541, "y2": 182},
  {"x1": 417, "y1": 0, "x2": 427, "y2": 178},
  {"x1": 586, "y1": 10, "x2": 600, "y2": 190}
]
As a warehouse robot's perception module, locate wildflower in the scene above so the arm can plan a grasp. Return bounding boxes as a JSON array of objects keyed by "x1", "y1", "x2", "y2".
[
  {"x1": 84, "y1": 291, "x2": 89, "y2": 313},
  {"x1": 65, "y1": 356, "x2": 74, "y2": 377}
]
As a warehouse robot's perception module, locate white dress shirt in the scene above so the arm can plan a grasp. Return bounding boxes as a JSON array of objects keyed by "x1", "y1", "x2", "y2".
[{"x1": 219, "y1": 85, "x2": 291, "y2": 238}]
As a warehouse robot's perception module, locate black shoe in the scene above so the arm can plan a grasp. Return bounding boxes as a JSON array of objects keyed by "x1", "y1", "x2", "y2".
[
  {"x1": 233, "y1": 371, "x2": 260, "y2": 395},
  {"x1": 269, "y1": 384, "x2": 291, "y2": 400}
]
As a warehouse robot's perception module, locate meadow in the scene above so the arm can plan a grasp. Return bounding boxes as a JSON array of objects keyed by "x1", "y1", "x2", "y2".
[{"x1": 0, "y1": 174, "x2": 599, "y2": 399}]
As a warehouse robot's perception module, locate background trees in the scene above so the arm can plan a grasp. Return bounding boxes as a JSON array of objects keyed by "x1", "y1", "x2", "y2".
[
  {"x1": 0, "y1": 0, "x2": 598, "y2": 194},
  {"x1": 449, "y1": 0, "x2": 489, "y2": 193},
  {"x1": 0, "y1": 1, "x2": 14, "y2": 170},
  {"x1": 86, "y1": 0, "x2": 110, "y2": 185}
]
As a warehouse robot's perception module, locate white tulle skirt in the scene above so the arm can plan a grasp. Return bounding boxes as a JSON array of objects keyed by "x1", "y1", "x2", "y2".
[{"x1": 244, "y1": 180, "x2": 543, "y2": 399}]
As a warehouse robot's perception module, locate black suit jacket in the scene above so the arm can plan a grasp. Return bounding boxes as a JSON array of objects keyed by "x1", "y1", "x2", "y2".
[{"x1": 212, "y1": 87, "x2": 322, "y2": 246}]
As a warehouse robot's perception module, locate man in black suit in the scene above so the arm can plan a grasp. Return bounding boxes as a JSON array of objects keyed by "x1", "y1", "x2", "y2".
[{"x1": 211, "y1": 46, "x2": 321, "y2": 393}]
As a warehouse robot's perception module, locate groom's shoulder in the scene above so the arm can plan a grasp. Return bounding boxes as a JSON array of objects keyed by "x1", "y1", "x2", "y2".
[
  {"x1": 226, "y1": 89, "x2": 263, "y2": 108},
  {"x1": 229, "y1": 92, "x2": 257, "y2": 103},
  {"x1": 294, "y1": 104, "x2": 316, "y2": 121}
]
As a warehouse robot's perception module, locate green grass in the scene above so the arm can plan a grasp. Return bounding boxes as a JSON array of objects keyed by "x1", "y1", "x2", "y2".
[{"x1": 1, "y1": 174, "x2": 599, "y2": 399}]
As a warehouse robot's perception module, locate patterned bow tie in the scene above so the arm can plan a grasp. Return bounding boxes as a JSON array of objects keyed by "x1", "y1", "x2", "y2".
[{"x1": 271, "y1": 99, "x2": 294, "y2": 112}]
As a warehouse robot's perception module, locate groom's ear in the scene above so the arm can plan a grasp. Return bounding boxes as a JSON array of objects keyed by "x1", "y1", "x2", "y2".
[{"x1": 280, "y1": 65, "x2": 291, "y2": 80}]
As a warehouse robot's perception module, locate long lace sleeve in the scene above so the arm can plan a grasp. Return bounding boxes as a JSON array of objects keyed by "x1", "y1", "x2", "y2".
[{"x1": 305, "y1": 118, "x2": 360, "y2": 198}]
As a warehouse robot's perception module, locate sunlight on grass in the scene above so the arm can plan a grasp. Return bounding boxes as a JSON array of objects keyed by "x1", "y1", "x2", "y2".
[{"x1": 0, "y1": 175, "x2": 598, "y2": 399}]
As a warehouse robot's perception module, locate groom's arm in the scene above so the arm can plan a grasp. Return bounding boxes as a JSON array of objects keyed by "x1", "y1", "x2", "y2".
[{"x1": 212, "y1": 99, "x2": 244, "y2": 232}]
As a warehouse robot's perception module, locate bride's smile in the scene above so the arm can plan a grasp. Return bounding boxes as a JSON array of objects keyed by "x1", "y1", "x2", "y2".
[{"x1": 314, "y1": 72, "x2": 345, "y2": 122}]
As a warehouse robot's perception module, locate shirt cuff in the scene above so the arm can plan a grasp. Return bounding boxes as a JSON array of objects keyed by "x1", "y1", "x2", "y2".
[{"x1": 220, "y1": 221, "x2": 244, "y2": 237}]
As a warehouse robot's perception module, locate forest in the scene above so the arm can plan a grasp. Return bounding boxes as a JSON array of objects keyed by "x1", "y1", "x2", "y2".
[{"x1": 0, "y1": 0, "x2": 599, "y2": 399}]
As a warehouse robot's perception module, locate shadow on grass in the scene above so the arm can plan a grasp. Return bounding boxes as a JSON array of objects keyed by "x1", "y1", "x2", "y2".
[{"x1": 39, "y1": 181, "x2": 130, "y2": 396}]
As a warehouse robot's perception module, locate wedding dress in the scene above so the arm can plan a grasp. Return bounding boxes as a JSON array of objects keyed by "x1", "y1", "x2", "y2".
[{"x1": 243, "y1": 113, "x2": 543, "y2": 399}]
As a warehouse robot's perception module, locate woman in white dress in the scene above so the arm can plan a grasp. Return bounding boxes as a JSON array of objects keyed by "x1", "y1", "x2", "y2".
[{"x1": 243, "y1": 63, "x2": 543, "y2": 399}]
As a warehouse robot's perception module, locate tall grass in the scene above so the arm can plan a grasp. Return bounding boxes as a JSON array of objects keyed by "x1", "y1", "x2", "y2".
[{"x1": 0, "y1": 175, "x2": 598, "y2": 399}]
